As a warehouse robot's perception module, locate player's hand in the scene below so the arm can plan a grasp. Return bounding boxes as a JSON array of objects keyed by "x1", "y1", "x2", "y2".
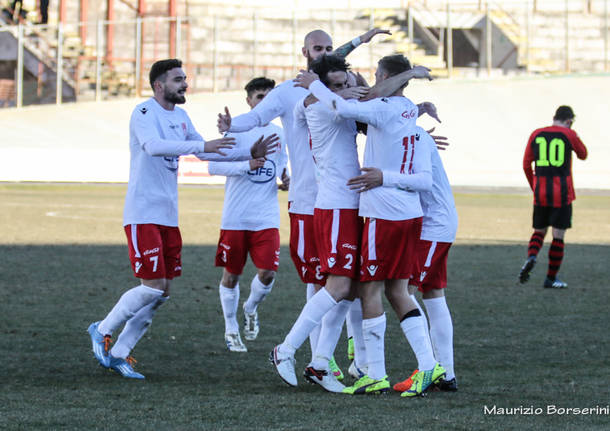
[
  {"x1": 278, "y1": 168, "x2": 290, "y2": 191},
  {"x1": 354, "y1": 71, "x2": 369, "y2": 88},
  {"x1": 419, "y1": 102, "x2": 441, "y2": 123},
  {"x1": 204, "y1": 136, "x2": 236, "y2": 156},
  {"x1": 347, "y1": 167, "x2": 383, "y2": 192},
  {"x1": 303, "y1": 94, "x2": 318, "y2": 108},
  {"x1": 250, "y1": 134, "x2": 279, "y2": 159},
  {"x1": 337, "y1": 86, "x2": 369, "y2": 100},
  {"x1": 359, "y1": 28, "x2": 392, "y2": 44},
  {"x1": 217, "y1": 106, "x2": 232, "y2": 133},
  {"x1": 294, "y1": 70, "x2": 319, "y2": 89},
  {"x1": 249, "y1": 158, "x2": 265, "y2": 170},
  {"x1": 411, "y1": 66, "x2": 433, "y2": 81},
  {"x1": 427, "y1": 127, "x2": 449, "y2": 151}
]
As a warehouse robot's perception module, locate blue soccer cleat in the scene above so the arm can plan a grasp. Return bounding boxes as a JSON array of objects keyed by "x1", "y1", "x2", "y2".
[
  {"x1": 109, "y1": 355, "x2": 145, "y2": 379},
  {"x1": 88, "y1": 321, "x2": 111, "y2": 368}
]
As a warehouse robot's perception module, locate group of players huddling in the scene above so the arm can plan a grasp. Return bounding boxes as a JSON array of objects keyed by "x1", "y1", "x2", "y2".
[{"x1": 87, "y1": 26, "x2": 460, "y2": 398}]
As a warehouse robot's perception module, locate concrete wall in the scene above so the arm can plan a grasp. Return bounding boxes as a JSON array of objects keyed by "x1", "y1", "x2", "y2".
[{"x1": 1, "y1": 74, "x2": 608, "y2": 189}]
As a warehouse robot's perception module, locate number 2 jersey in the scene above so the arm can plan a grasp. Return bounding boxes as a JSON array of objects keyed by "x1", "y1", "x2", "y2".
[{"x1": 522, "y1": 125, "x2": 587, "y2": 207}]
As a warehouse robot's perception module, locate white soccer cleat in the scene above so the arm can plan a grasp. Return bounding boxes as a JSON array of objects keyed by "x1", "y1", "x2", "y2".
[
  {"x1": 269, "y1": 345, "x2": 297, "y2": 387},
  {"x1": 303, "y1": 366, "x2": 346, "y2": 393},
  {"x1": 243, "y1": 305, "x2": 260, "y2": 341},
  {"x1": 348, "y1": 361, "x2": 368, "y2": 380},
  {"x1": 225, "y1": 333, "x2": 248, "y2": 352}
]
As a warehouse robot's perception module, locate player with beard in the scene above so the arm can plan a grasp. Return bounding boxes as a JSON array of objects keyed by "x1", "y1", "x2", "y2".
[
  {"x1": 217, "y1": 28, "x2": 390, "y2": 382},
  {"x1": 87, "y1": 59, "x2": 278, "y2": 379}
]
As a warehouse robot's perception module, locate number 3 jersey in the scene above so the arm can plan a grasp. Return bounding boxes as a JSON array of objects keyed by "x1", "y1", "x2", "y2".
[
  {"x1": 523, "y1": 125, "x2": 588, "y2": 207},
  {"x1": 208, "y1": 123, "x2": 288, "y2": 231}
]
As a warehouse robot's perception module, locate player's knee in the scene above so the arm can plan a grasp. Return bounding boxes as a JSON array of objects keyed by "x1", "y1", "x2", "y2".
[
  {"x1": 422, "y1": 288, "x2": 444, "y2": 300},
  {"x1": 222, "y1": 271, "x2": 240, "y2": 288},
  {"x1": 258, "y1": 270, "x2": 275, "y2": 285}
]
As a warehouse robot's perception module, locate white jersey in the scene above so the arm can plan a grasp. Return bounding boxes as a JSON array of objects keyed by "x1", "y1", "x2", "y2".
[
  {"x1": 124, "y1": 98, "x2": 251, "y2": 227},
  {"x1": 309, "y1": 81, "x2": 431, "y2": 221},
  {"x1": 229, "y1": 80, "x2": 317, "y2": 215},
  {"x1": 208, "y1": 123, "x2": 288, "y2": 231},
  {"x1": 417, "y1": 127, "x2": 458, "y2": 243},
  {"x1": 294, "y1": 97, "x2": 360, "y2": 210}
]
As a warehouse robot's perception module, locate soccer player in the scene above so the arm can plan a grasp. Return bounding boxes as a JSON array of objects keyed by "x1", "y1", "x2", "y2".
[
  {"x1": 359, "y1": 124, "x2": 458, "y2": 393},
  {"x1": 87, "y1": 59, "x2": 278, "y2": 379},
  {"x1": 209, "y1": 77, "x2": 288, "y2": 352},
  {"x1": 282, "y1": 55, "x2": 444, "y2": 396},
  {"x1": 216, "y1": 28, "x2": 389, "y2": 380},
  {"x1": 519, "y1": 105, "x2": 587, "y2": 288}
]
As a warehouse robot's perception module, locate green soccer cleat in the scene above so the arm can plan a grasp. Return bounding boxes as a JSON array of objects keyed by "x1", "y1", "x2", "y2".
[
  {"x1": 401, "y1": 363, "x2": 446, "y2": 397},
  {"x1": 328, "y1": 356, "x2": 344, "y2": 381},
  {"x1": 342, "y1": 375, "x2": 390, "y2": 395},
  {"x1": 347, "y1": 336, "x2": 355, "y2": 361}
]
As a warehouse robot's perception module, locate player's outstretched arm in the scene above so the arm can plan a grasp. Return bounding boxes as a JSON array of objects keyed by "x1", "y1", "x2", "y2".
[
  {"x1": 361, "y1": 66, "x2": 432, "y2": 101},
  {"x1": 333, "y1": 28, "x2": 392, "y2": 58},
  {"x1": 250, "y1": 134, "x2": 280, "y2": 159},
  {"x1": 417, "y1": 102, "x2": 441, "y2": 123}
]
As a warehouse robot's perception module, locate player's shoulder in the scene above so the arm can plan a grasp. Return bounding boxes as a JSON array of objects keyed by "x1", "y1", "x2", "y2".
[{"x1": 133, "y1": 98, "x2": 156, "y2": 116}]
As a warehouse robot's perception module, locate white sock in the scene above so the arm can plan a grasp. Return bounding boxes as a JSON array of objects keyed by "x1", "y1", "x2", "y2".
[
  {"x1": 424, "y1": 296, "x2": 455, "y2": 380},
  {"x1": 243, "y1": 275, "x2": 274, "y2": 314},
  {"x1": 98, "y1": 285, "x2": 163, "y2": 335},
  {"x1": 307, "y1": 283, "x2": 321, "y2": 362},
  {"x1": 219, "y1": 283, "x2": 240, "y2": 334},
  {"x1": 111, "y1": 296, "x2": 168, "y2": 359},
  {"x1": 311, "y1": 299, "x2": 352, "y2": 370},
  {"x1": 279, "y1": 288, "x2": 337, "y2": 357},
  {"x1": 410, "y1": 294, "x2": 433, "y2": 355},
  {"x1": 363, "y1": 314, "x2": 387, "y2": 380},
  {"x1": 347, "y1": 298, "x2": 366, "y2": 369},
  {"x1": 400, "y1": 314, "x2": 437, "y2": 371}
]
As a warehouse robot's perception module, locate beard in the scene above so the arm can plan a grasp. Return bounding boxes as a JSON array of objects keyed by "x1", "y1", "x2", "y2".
[{"x1": 164, "y1": 87, "x2": 186, "y2": 105}]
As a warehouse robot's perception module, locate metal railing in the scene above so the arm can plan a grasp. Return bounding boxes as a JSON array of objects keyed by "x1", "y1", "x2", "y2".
[{"x1": 0, "y1": 1, "x2": 608, "y2": 107}]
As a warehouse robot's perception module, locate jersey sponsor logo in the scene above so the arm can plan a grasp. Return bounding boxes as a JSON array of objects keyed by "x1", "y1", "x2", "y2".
[
  {"x1": 401, "y1": 110, "x2": 417, "y2": 119},
  {"x1": 135, "y1": 261, "x2": 142, "y2": 273},
  {"x1": 342, "y1": 243, "x2": 357, "y2": 250},
  {"x1": 309, "y1": 257, "x2": 320, "y2": 263},
  {"x1": 143, "y1": 247, "x2": 160, "y2": 256},
  {"x1": 248, "y1": 159, "x2": 277, "y2": 184},
  {"x1": 327, "y1": 257, "x2": 336, "y2": 268},
  {"x1": 367, "y1": 264, "x2": 378, "y2": 276},
  {"x1": 140, "y1": 107, "x2": 148, "y2": 114}
]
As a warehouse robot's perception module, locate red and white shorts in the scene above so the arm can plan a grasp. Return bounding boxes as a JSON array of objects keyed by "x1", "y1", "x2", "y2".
[
  {"x1": 125, "y1": 224, "x2": 182, "y2": 280},
  {"x1": 410, "y1": 240, "x2": 452, "y2": 292},
  {"x1": 215, "y1": 228, "x2": 280, "y2": 275},
  {"x1": 359, "y1": 217, "x2": 422, "y2": 282},
  {"x1": 289, "y1": 212, "x2": 327, "y2": 285},
  {"x1": 314, "y1": 208, "x2": 362, "y2": 279}
]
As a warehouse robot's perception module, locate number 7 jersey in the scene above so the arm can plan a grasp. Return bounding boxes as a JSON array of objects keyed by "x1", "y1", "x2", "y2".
[{"x1": 523, "y1": 125, "x2": 588, "y2": 207}]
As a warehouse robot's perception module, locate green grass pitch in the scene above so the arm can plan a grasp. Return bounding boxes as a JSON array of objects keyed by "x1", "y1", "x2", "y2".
[{"x1": 0, "y1": 183, "x2": 609, "y2": 430}]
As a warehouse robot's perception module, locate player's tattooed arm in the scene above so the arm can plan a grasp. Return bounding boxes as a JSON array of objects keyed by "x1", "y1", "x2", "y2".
[{"x1": 333, "y1": 28, "x2": 392, "y2": 58}]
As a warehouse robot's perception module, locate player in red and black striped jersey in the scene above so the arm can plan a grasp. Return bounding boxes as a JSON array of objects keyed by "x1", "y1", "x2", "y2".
[{"x1": 519, "y1": 105, "x2": 587, "y2": 288}]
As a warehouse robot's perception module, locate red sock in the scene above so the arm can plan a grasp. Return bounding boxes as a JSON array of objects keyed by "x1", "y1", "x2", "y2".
[
  {"x1": 547, "y1": 238, "x2": 564, "y2": 279},
  {"x1": 528, "y1": 231, "x2": 545, "y2": 258}
]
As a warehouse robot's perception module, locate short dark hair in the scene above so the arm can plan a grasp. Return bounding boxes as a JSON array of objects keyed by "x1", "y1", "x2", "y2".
[
  {"x1": 149, "y1": 59, "x2": 182, "y2": 90},
  {"x1": 245, "y1": 77, "x2": 275, "y2": 97},
  {"x1": 554, "y1": 105, "x2": 575, "y2": 121},
  {"x1": 378, "y1": 54, "x2": 412, "y2": 78},
  {"x1": 310, "y1": 54, "x2": 350, "y2": 87}
]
